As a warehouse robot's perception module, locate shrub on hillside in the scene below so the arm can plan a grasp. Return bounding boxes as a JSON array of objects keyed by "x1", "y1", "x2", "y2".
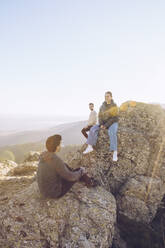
[{"x1": 0, "y1": 150, "x2": 15, "y2": 162}]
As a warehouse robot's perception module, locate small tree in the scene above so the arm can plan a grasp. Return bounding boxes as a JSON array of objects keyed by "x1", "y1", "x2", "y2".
[{"x1": 0, "y1": 150, "x2": 15, "y2": 162}]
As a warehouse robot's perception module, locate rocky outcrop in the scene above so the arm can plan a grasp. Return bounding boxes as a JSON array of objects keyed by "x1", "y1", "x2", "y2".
[
  {"x1": 0, "y1": 102, "x2": 165, "y2": 248},
  {"x1": 0, "y1": 182, "x2": 116, "y2": 248},
  {"x1": 68, "y1": 102, "x2": 165, "y2": 225},
  {"x1": 0, "y1": 160, "x2": 18, "y2": 176},
  {"x1": 117, "y1": 175, "x2": 165, "y2": 223},
  {"x1": 24, "y1": 151, "x2": 41, "y2": 162},
  {"x1": 7, "y1": 161, "x2": 38, "y2": 176}
]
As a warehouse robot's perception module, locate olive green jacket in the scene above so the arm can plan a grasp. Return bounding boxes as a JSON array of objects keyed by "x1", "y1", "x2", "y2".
[{"x1": 98, "y1": 100, "x2": 119, "y2": 128}]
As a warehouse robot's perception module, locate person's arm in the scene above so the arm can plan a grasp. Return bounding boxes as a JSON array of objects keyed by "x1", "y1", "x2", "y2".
[
  {"x1": 104, "y1": 105, "x2": 119, "y2": 128},
  {"x1": 104, "y1": 116, "x2": 118, "y2": 128},
  {"x1": 53, "y1": 155, "x2": 83, "y2": 182},
  {"x1": 98, "y1": 107, "x2": 104, "y2": 126}
]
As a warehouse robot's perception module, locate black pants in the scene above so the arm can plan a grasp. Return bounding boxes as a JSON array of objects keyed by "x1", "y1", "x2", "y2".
[
  {"x1": 81, "y1": 125, "x2": 93, "y2": 138},
  {"x1": 59, "y1": 165, "x2": 94, "y2": 198},
  {"x1": 59, "y1": 179, "x2": 75, "y2": 198}
]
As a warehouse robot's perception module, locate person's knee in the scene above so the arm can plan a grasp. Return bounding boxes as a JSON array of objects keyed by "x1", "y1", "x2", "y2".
[
  {"x1": 91, "y1": 125, "x2": 95, "y2": 131},
  {"x1": 81, "y1": 128, "x2": 85, "y2": 133},
  {"x1": 111, "y1": 130, "x2": 117, "y2": 135},
  {"x1": 92, "y1": 125, "x2": 99, "y2": 132},
  {"x1": 90, "y1": 127, "x2": 95, "y2": 134},
  {"x1": 108, "y1": 129, "x2": 113, "y2": 135},
  {"x1": 109, "y1": 126, "x2": 117, "y2": 135}
]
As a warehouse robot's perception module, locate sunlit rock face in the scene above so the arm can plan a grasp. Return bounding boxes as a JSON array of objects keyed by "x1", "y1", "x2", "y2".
[
  {"x1": 24, "y1": 151, "x2": 41, "y2": 162},
  {"x1": 0, "y1": 146, "x2": 116, "y2": 247},
  {"x1": 0, "y1": 160, "x2": 18, "y2": 176},
  {"x1": 0, "y1": 101, "x2": 165, "y2": 248},
  {"x1": 0, "y1": 182, "x2": 116, "y2": 248},
  {"x1": 68, "y1": 102, "x2": 165, "y2": 223}
]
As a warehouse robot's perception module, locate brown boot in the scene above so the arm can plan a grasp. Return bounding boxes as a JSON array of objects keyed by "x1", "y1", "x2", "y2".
[{"x1": 80, "y1": 174, "x2": 100, "y2": 188}]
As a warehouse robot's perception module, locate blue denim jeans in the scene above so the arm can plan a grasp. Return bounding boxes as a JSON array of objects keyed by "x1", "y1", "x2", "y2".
[
  {"x1": 86, "y1": 124, "x2": 100, "y2": 146},
  {"x1": 108, "y1": 122, "x2": 118, "y2": 151},
  {"x1": 86, "y1": 123, "x2": 118, "y2": 151}
]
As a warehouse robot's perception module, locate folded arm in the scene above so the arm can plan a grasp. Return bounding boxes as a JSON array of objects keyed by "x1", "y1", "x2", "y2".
[{"x1": 53, "y1": 156, "x2": 82, "y2": 182}]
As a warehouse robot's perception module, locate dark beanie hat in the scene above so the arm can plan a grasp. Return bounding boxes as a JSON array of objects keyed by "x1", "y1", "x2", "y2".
[{"x1": 46, "y1": 134, "x2": 62, "y2": 152}]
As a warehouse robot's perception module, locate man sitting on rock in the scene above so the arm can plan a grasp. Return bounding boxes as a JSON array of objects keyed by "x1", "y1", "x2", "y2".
[
  {"x1": 37, "y1": 134, "x2": 98, "y2": 199},
  {"x1": 81, "y1": 103, "x2": 97, "y2": 139},
  {"x1": 83, "y1": 91, "x2": 119, "y2": 161}
]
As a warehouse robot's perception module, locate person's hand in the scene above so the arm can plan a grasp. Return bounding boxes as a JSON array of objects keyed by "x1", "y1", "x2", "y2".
[{"x1": 100, "y1": 125, "x2": 106, "y2": 129}]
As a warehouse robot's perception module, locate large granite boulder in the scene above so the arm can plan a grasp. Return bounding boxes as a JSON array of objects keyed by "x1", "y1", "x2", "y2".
[
  {"x1": 0, "y1": 181, "x2": 116, "y2": 248},
  {"x1": 7, "y1": 161, "x2": 38, "y2": 177},
  {"x1": 24, "y1": 151, "x2": 41, "y2": 162},
  {"x1": 1, "y1": 101, "x2": 165, "y2": 248},
  {"x1": 0, "y1": 160, "x2": 18, "y2": 176},
  {"x1": 117, "y1": 175, "x2": 165, "y2": 223},
  {"x1": 68, "y1": 102, "x2": 165, "y2": 224}
]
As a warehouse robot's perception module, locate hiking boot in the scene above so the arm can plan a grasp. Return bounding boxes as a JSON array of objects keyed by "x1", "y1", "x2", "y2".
[
  {"x1": 80, "y1": 174, "x2": 100, "y2": 188},
  {"x1": 83, "y1": 145, "x2": 93, "y2": 154},
  {"x1": 113, "y1": 151, "x2": 118, "y2": 162},
  {"x1": 86, "y1": 177, "x2": 100, "y2": 188}
]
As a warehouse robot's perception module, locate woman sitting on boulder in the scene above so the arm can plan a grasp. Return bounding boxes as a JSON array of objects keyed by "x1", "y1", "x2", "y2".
[{"x1": 37, "y1": 134, "x2": 98, "y2": 199}]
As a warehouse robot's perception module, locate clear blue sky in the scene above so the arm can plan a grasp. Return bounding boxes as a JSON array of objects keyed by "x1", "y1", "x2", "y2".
[{"x1": 0, "y1": 0, "x2": 165, "y2": 117}]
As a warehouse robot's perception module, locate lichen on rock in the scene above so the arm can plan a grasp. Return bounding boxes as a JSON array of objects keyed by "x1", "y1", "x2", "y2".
[{"x1": 0, "y1": 102, "x2": 165, "y2": 247}]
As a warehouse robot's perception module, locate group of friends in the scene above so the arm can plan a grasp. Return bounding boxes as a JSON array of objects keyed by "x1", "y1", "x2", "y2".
[
  {"x1": 81, "y1": 91, "x2": 118, "y2": 161},
  {"x1": 37, "y1": 91, "x2": 119, "y2": 199}
]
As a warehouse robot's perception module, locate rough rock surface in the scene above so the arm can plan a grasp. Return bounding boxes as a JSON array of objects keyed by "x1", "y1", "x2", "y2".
[
  {"x1": 24, "y1": 151, "x2": 41, "y2": 162},
  {"x1": 0, "y1": 160, "x2": 18, "y2": 176},
  {"x1": 117, "y1": 175, "x2": 165, "y2": 223},
  {"x1": 68, "y1": 102, "x2": 165, "y2": 223},
  {"x1": 7, "y1": 161, "x2": 38, "y2": 177},
  {"x1": 0, "y1": 102, "x2": 165, "y2": 248},
  {"x1": 0, "y1": 181, "x2": 116, "y2": 248}
]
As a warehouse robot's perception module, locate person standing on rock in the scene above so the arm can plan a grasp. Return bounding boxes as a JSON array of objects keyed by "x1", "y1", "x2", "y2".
[
  {"x1": 81, "y1": 103, "x2": 97, "y2": 139},
  {"x1": 83, "y1": 91, "x2": 119, "y2": 161},
  {"x1": 37, "y1": 134, "x2": 98, "y2": 199}
]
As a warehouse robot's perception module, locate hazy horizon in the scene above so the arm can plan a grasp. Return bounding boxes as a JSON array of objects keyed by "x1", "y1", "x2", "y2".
[
  {"x1": 0, "y1": 114, "x2": 87, "y2": 132},
  {"x1": 0, "y1": 101, "x2": 164, "y2": 132}
]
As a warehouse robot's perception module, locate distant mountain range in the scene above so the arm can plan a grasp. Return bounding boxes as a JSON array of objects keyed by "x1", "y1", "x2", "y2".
[
  {"x1": 0, "y1": 120, "x2": 87, "y2": 147},
  {"x1": 0, "y1": 114, "x2": 86, "y2": 132},
  {"x1": 0, "y1": 102, "x2": 164, "y2": 148}
]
